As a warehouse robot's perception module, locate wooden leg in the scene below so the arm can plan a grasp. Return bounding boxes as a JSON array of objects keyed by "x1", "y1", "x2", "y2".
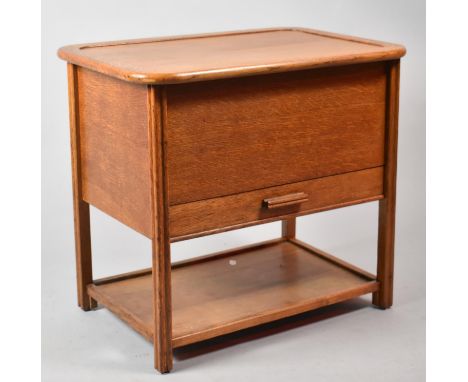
[
  {"x1": 282, "y1": 218, "x2": 296, "y2": 239},
  {"x1": 68, "y1": 63, "x2": 96, "y2": 311},
  {"x1": 151, "y1": 238, "x2": 172, "y2": 373},
  {"x1": 71, "y1": 199, "x2": 96, "y2": 311},
  {"x1": 372, "y1": 199, "x2": 396, "y2": 309},
  {"x1": 372, "y1": 60, "x2": 400, "y2": 309},
  {"x1": 149, "y1": 85, "x2": 173, "y2": 373}
]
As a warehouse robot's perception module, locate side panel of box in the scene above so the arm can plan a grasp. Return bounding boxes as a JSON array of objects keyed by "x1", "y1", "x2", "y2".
[{"x1": 76, "y1": 68, "x2": 152, "y2": 237}]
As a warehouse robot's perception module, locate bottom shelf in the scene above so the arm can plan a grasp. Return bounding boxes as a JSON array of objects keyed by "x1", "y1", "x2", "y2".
[{"x1": 88, "y1": 239, "x2": 379, "y2": 348}]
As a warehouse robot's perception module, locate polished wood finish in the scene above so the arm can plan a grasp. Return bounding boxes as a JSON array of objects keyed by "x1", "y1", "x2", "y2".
[
  {"x1": 88, "y1": 240, "x2": 378, "y2": 348},
  {"x1": 170, "y1": 167, "x2": 383, "y2": 240},
  {"x1": 166, "y1": 63, "x2": 386, "y2": 204},
  {"x1": 282, "y1": 218, "x2": 296, "y2": 239},
  {"x1": 59, "y1": 28, "x2": 404, "y2": 374},
  {"x1": 89, "y1": 241, "x2": 287, "y2": 340},
  {"x1": 58, "y1": 27, "x2": 405, "y2": 84},
  {"x1": 77, "y1": 68, "x2": 152, "y2": 237},
  {"x1": 373, "y1": 61, "x2": 401, "y2": 309},
  {"x1": 290, "y1": 238, "x2": 377, "y2": 281},
  {"x1": 76, "y1": 61, "x2": 388, "y2": 241},
  {"x1": 148, "y1": 86, "x2": 173, "y2": 373},
  {"x1": 67, "y1": 64, "x2": 96, "y2": 311},
  {"x1": 94, "y1": 267, "x2": 152, "y2": 286},
  {"x1": 264, "y1": 192, "x2": 309, "y2": 209}
]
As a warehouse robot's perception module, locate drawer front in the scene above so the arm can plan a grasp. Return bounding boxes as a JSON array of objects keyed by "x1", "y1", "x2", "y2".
[
  {"x1": 166, "y1": 63, "x2": 387, "y2": 205},
  {"x1": 169, "y1": 167, "x2": 384, "y2": 240}
]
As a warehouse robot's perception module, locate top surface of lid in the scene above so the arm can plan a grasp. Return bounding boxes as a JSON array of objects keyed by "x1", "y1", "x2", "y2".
[{"x1": 58, "y1": 27, "x2": 406, "y2": 84}]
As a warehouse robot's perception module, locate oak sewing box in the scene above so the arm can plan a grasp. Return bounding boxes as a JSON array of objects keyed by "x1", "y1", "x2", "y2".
[{"x1": 58, "y1": 27, "x2": 406, "y2": 373}]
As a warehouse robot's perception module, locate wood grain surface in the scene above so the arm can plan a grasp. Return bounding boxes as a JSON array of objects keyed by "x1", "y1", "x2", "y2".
[
  {"x1": 282, "y1": 218, "x2": 296, "y2": 239},
  {"x1": 67, "y1": 64, "x2": 96, "y2": 311},
  {"x1": 170, "y1": 167, "x2": 384, "y2": 240},
  {"x1": 147, "y1": 86, "x2": 173, "y2": 372},
  {"x1": 166, "y1": 63, "x2": 387, "y2": 204},
  {"x1": 373, "y1": 60, "x2": 401, "y2": 309},
  {"x1": 88, "y1": 240, "x2": 378, "y2": 348},
  {"x1": 58, "y1": 27, "x2": 405, "y2": 84},
  {"x1": 77, "y1": 68, "x2": 152, "y2": 237}
]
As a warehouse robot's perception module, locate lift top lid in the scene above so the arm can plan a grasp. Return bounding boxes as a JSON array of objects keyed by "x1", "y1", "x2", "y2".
[{"x1": 58, "y1": 27, "x2": 406, "y2": 85}]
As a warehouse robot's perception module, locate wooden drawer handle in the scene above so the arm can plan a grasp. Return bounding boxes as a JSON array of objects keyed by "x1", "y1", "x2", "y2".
[{"x1": 263, "y1": 192, "x2": 309, "y2": 209}]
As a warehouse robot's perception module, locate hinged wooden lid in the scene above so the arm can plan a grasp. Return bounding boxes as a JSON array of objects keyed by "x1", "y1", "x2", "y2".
[{"x1": 58, "y1": 27, "x2": 405, "y2": 84}]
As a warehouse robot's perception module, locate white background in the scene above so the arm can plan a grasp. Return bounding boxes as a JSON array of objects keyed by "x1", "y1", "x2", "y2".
[{"x1": 41, "y1": 1, "x2": 425, "y2": 380}]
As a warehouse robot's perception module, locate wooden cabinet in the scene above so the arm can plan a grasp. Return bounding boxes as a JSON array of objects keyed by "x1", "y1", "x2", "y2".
[{"x1": 59, "y1": 27, "x2": 405, "y2": 373}]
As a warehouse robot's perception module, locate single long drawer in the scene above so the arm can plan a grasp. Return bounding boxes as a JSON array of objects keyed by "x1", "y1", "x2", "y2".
[
  {"x1": 166, "y1": 62, "x2": 387, "y2": 205},
  {"x1": 169, "y1": 167, "x2": 384, "y2": 240}
]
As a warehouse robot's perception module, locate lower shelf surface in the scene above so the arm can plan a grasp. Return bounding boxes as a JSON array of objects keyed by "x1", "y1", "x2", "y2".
[{"x1": 88, "y1": 239, "x2": 378, "y2": 348}]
